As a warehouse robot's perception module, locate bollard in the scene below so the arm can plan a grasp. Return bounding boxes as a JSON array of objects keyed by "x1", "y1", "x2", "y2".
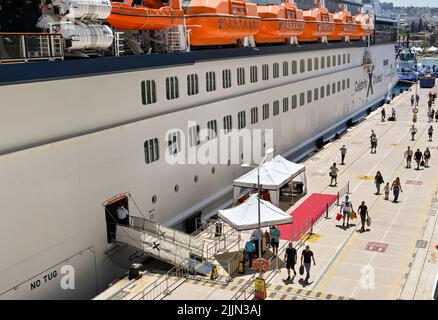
[
  {"x1": 325, "y1": 203, "x2": 330, "y2": 219},
  {"x1": 347, "y1": 181, "x2": 350, "y2": 194},
  {"x1": 336, "y1": 191, "x2": 340, "y2": 206}
]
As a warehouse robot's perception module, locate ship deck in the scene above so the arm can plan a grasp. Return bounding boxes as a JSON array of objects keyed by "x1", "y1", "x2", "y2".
[{"x1": 94, "y1": 85, "x2": 438, "y2": 300}]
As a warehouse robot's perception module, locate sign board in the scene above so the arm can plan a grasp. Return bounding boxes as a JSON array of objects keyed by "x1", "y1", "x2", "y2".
[{"x1": 254, "y1": 277, "x2": 267, "y2": 300}]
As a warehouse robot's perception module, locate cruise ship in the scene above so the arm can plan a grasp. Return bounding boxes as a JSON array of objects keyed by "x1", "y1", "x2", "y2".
[{"x1": 0, "y1": 0, "x2": 397, "y2": 299}]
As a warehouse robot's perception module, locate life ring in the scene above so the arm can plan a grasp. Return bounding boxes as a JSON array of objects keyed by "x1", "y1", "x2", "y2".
[{"x1": 252, "y1": 258, "x2": 270, "y2": 273}]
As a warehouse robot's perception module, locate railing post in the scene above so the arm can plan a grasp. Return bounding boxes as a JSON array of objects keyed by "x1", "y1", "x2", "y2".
[
  {"x1": 347, "y1": 181, "x2": 350, "y2": 194},
  {"x1": 336, "y1": 191, "x2": 340, "y2": 206},
  {"x1": 325, "y1": 203, "x2": 329, "y2": 219}
]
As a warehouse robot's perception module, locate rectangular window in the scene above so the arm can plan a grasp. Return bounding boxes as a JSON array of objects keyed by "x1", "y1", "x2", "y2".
[
  {"x1": 263, "y1": 103, "x2": 270, "y2": 120},
  {"x1": 332, "y1": 55, "x2": 336, "y2": 66},
  {"x1": 283, "y1": 61, "x2": 289, "y2": 76},
  {"x1": 273, "y1": 62, "x2": 279, "y2": 78},
  {"x1": 292, "y1": 60, "x2": 297, "y2": 74},
  {"x1": 342, "y1": 79, "x2": 346, "y2": 90},
  {"x1": 206, "y1": 71, "x2": 216, "y2": 92},
  {"x1": 222, "y1": 69, "x2": 232, "y2": 89},
  {"x1": 168, "y1": 131, "x2": 181, "y2": 155},
  {"x1": 300, "y1": 59, "x2": 305, "y2": 73},
  {"x1": 291, "y1": 95, "x2": 297, "y2": 109},
  {"x1": 342, "y1": 53, "x2": 346, "y2": 65},
  {"x1": 283, "y1": 97, "x2": 289, "y2": 112},
  {"x1": 250, "y1": 65, "x2": 258, "y2": 83},
  {"x1": 307, "y1": 58, "x2": 313, "y2": 72},
  {"x1": 165, "y1": 76, "x2": 179, "y2": 100},
  {"x1": 327, "y1": 84, "x2": 331, "y2": 96},
  {"x1": 327, "y1": 56, "x2": 331, "y2": 68},
  {"x1": 347, "y1": 53, "x2": 351, "y2": 64},
  {"x1": 337, "y1": 54, "x2": 341, "y2": 66},
  {"x1": 207, "y1": 120, "x2": 217, "y2": 140},
  {"x1": 321, "y1": 56, "x2": 325, "y2": 69},
  {"x1": 347, "y1": 78, "x2": 350, "y2": 89},
  {"x1": 238, "y1": 111, "x2": 246, "y2": 129},
  {"x1": 189, "y1": 125, "x2": 200, "y2": 147},
  {"x1": 273, "y1": 100, "x2": 279, "y2": 116},
  {"x1": 300, "y1": 92, "x2": 305, "y2": 106},
  {"x1": 141, "y1": 80, "x2": 157, "y2": 105},
  {"x1": 332, "y1": 82, "x2": 336, "y2": 94},
  {"x1": 307, "y1": 90, "x2": 312, "y2": 103},
  {"x1": 314, "y1": 88, "x2": 319, "y2": 101},
  {"x1": 187, "y1": 74, "x2": 199, "y2": 96},
  {"x1": 314, "y1": 57, "x2": 319, "y2": 70},
  {"x1": 251, "y1": 107, "x2": 258, "y2": 124},
  {"x1": 144, "y1": 138, "x2": 159, "y2": 164},
  {"x1": 320, "y1": 86, "x2": 325, "y2": 98},
  {"x1": 237, "y1": 67, "x2": 245, "y2": 86},
  {"x1": 262, "y1": 64, "x2": 269, "y2": 81},
  {"x1": 383, "y1": 59, "x2": 389, "y2": 66},
  {"x1": 223, "y1": 115, "x2": 232, "y2": 134},
  {"x1": 337, "y1": 81, "x2": 341, "y2": 92}
]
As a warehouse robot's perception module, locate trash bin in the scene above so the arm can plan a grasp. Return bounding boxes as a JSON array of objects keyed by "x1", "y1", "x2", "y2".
[
  {"x1": 215, "y1": 222, "x2": 223, "y2": 237},
  {"x1": 128, "y1": 263, "x2": 142, "y2": 280}
]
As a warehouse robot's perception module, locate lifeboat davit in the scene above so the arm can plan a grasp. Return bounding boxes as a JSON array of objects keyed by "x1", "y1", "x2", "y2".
[
  {"x1": 329, "y1": 4, "x2": 359, "y2": 41},
  {"x1": 254, "y1": 1, "x2": 305, "y2": 44},
  {"x1": 298, "y1": 0, "x2": 335, "y2": 43},
  {"x1": 355, "y1": 11, "x2": 374, "y2": 38},
  {"x1": 185, "y1": 0, "x2": 260, "y2": 46},
  {"x1": 107, "y1": 0, "x2": 184, "y2": 30}
]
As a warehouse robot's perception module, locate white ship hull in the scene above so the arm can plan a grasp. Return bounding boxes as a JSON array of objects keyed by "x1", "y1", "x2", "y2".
[{"x1": 0, "y1": 43, "x2": 397, "y2": 299}]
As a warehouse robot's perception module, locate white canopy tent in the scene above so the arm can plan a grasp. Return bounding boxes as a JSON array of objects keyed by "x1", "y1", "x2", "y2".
[
  {"x1": 233, "y1": 155, "x2": 307, "y2": 206},
  {"x1": 218, "y1": 194, "x2": 293, "y2": 231},
  {"x1": 413, "y1": 47, "x2": 423, "y2": 53},
  {"x1": 427, "y1": 46, "x2": 438, "y2": 52}
]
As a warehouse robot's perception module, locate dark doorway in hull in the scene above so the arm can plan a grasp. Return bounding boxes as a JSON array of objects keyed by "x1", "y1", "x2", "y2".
[
  {"x1": 185, "y1": 211, "x2": 202, "y2": 234},
  {"x1": 104, "y1": 195, "x2": 129, "y2": 243}
]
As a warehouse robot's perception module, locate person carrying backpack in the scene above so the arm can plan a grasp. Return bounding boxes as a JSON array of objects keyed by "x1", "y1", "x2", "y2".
[{"x1": 245, "y1": 238, "x2": 256, "y2": 269}]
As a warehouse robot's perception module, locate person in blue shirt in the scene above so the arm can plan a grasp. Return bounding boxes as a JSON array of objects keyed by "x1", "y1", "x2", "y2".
[
  {"x1": 270, "y1": 226, "x2": 280, "y2": 256},
  {"x1": 245, "y1": 238, "x2": 256, "y2": 269}
]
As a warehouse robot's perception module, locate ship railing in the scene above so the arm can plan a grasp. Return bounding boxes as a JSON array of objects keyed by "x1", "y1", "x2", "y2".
[{"x1": 0, "y1": 32, "x2": 64, "y2": 64}]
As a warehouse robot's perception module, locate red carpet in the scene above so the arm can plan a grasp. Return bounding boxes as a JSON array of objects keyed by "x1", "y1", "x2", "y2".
[{"x1": 278, "y1": 193, "x2": 338, "y2": 241}]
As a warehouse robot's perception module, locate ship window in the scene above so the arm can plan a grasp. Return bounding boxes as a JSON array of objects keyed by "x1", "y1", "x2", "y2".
[
  {"x1": 300, "y1": 93, "x2": 305, "y2": 106},
  {"x1": 189, "y1": 125, "x2": 201, "y2": 147},
  {"x1": 314, "y1": 88, "x2": 319, "y2": 101},
  {"x1": 320, "y1": 86, "x2": 325, "y2": 98},
  {"x1": 263, "y1": 103, "x2": 270, "y2": 120},
  {"x1": 314, "y1": 58, "x2": 319, "y2": 70},
  {"x1": 207, "y1": 120, "x2": 217, "y2": 140},
  {"x1": 347, "y1": 78, "x2": 350, "y2": 89},
  {"x1": 332, "y1": 55, "x2": 337, "y2": 66},
  {"x1": 250, "y1": 65, "x2": 258, "y2": 83},
  {"x1": 222, "y1": 69, "x2": 232, "y2": 89},
  {"x1": 165, "y1": 76, "x2": 179, "y2": 100},
  {"x1": 332, "y1": 83, "x2": 336, "y2": 94},
  {"x1": 141, "y1": 80, "x2": 157, "y2": 105},
  {"x1": 327, "y1": 84, "x2": 331, "y2": 96},
  {"x1": 187, "y1": 74, "x2": 199, "y2": 96},
  {"x1": 251, "y1": 107, "x2": 259, "y2": 124},
  {"x1": 238, "y1": 111, "x2": 246, "y2": 129},
  {"x1": 283, "y1": 61, "x2": 289, "y2": 76},
  {"x1": 300, "y1": 59, "x2": 305, "y2": 73},
  {"x1": 347, "y1": 53, "x2": 351, "y2": 64},
  {"x1": 307, "y1": 90, "x2": 312, "y2": 103},
  {"x1": 342, "y1": 79, "x2": 346, "y2": 90},
  {"x1": 206, "y1": 71, "x2": 216, "y2": 92},
  {"x1": 337, "y1": 81, "x2": 341, "y2": 92},
  {"x1": 307, "y1": 58, "x2": 313, "y2": 72},
  {"x1": 223, "y1": 115, "x2": 232, "y2": 134},
  {"x1": 383, "y1": 59, "x2": 389, "y2": 66},
  {"x1": 337, "y1": 54, "x2": 341, "y2": 65},
  {"x1": 321, "y1": 57, "x2": 325, "y2": 69},
  {"x1": 292, "y1": 61, "x2": 297, "y2": 74},
  {"x1": 144, "y1": 138, "x2": 159, "y2": 164},
  {"x1": 273, "y1": 63, "x2": 279, "y2": 78},
  {"x1": 327, "y1": 56, "x2": 331, "y2": 68},
  {"x1": 262, "y1": 64, "x2": 269, "y2": 81},
  {"x1": 273, "y1": 100, "x2": 279, "y2": 116},
  {"x1": 343, "y1": 54, "x2": 346, "y2": 65},
  {"x1": 167, "y1": 131, "x2": 181, "y2": 155},
  {"x1": 283, "y1": 97, "x2": 289, "y2": 112},
  {"x1": 292, "y1": 95, "x2": 297, "y2": 109},
  {"x1": 237, "y1": 67, "x2": 245, "y2": 86}
]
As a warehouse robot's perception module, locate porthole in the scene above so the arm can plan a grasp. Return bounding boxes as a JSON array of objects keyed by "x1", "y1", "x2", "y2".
[
  {"x1": 211, "y1": 167, "x2": 216, "y2": 174},
  {"x1": 194, "y1": 175, "x2": 199, "y2": 183},
  {"x1": 174, "y1": 185, "x2": 179, "y2": 192},
  {"x1": 152, "y1": 195, "x2": 157, "y2": 204}
]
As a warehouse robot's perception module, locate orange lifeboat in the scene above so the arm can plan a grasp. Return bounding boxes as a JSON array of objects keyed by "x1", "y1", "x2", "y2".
[
  {"x1": 185, "y1": 0, "x2": 260, "y2": 46},
  {"x1": 107, "y1": 0, "x2": 184, "y2": 30},
  {"x1": 355, "y1": 11, "x2": 374, "y2": 38},
  {"x1": 329, "y1": 4, "x2": 359, "y2": 41},
  {"x1": 254, "y1": 1, "x2": 305, "y2": 44},
  {"x1": 298, "y1": 0, "x2": 335, "y2": 43}
]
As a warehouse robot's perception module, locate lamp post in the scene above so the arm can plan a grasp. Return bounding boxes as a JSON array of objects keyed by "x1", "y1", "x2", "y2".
[{"x1": 241, "y1": 148, "x2": 274, "y2": 275}]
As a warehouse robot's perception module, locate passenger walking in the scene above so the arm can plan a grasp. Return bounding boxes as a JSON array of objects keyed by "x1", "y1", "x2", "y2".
[
  {"x1": 416, "y1": 93, "x2": 420, "y2": 106},
  {"x1": 370, "y1": 130, "x2": 376, "y2": 140},
  {"x1": 428, "y1": 125, "x2": 434, "y2": 142},
  {"x1": 384, "y1": 183, "x2": 390, "y2": 200},
  {"x1": 404, "y1": 146, "x2": 413, "y2": 168},
  {"x1": 413, "y1": 113, "x2": 417, "y2": 124},
  {"x1": 410, "y1": 125, "x2": 418, "y2": 141},
  {"x1": 329, "y1": 163, "x2": 339, "y2": 186},
  {"x1": 340, "y1": 145, "x2": 347, "y2": 165},
  {"x1": 370, "y1": 135, "x2": 378, "y2": 154},
  {"x1": 374, "y1": 171, "x2": 384, "y2": 195},
  {"x1": 435, "y1": 111, "x2": 438, "y2": 122},
  {"x1": 381, "y1": 108, "x2": 386, "y2": 122},
  {"x1": 340, "y1": 195, "x2": 353, "y2": 229},
  {"x1": 270, "y1": 226, "x2": 280, "y2": 256},
  {"x1": 391, "y1": 177, "x2": 403, "y2": 203},
  {"x1": 251, "y1": 229, "x2": 263, "y2": 258},
  {"x1": 300, "y1": 246, "x2": 316, "y2": 286},
  {"x1": 284, "y1": 242, "x2": 297, "y2": 281},
  {"x1": 245, "y1": 238, "x2": 256, "y2": 269},
  {"x1": 411, "y1": 94, "x2": 415, "y2": 107},
  {"x1": 391, "y1": 107, "x2": 396, "y2": 120},
  {"x1": 424, "y1": 147, "x2": 431, "y2": 168},
  {"x1": 414, "y1": 148, "x2": 423, "y2": 170},
  {"x1": 357, "y1": 201, "x2": 369, "y2": 232}
]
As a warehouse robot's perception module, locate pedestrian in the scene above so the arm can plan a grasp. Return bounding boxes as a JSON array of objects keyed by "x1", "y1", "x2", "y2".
[
  {"x1": 370, "y1": 135, "x2": 378, "y2": 154},
  {"x1": 414, "y1": 148, "x2": 423, "y2": 170},
  {"x1": 357, "y1": 201, "x2": 369, "y2": 232},
  {"x1": 412, "y1": 113, "x2": 417, "y2": 124},
  {"x1": 424, "y1": 147, "x2": 431, "y2": 168},
  {"x1": 435, "y1": 111, "x2": 438, "y2": 122},
  {"x1": 300, "y1": 245, "x2": 316, "y2": 286},
  {"x1": 251, "y1": 228, "x2": 263, "y2": 258},
  {"x1": 284, "y1": 242, "x2": 297, "y2": 281},
  {"x1": 370, "y1": 129, "x2": 376, "y2": 140},
  {"x1": 410, "y1": 124, "x2": 418, "y2": 141},
  {"x1": 411, "y1": 94, "x2": 415, "y2": 107},
  {"x1": 381, "y1": 108, "x2": 386, "y2": 122},
  {"x1": 428, "y1": 100, "x2": 432, "y2": 111},
  {"x1": 340, "y1": 194, "x2": 353, "y2": 229},
  {"x1": 428, "y1": 125, "x2": 434, "y2": 142},
  {"x1": 374, "y1": 171, "x2": 384, "y2": 195},
  {"x1": 391, "y1": 177, "x2": 403, "y2": 203},
  {"x1": 270, "y1": 225, "x2": 280, "y2": 256},
  {"x1": 340, "y1": 145, "x2": 347, "y2": 165},
  {"x1": 384, "y1": 182, "x2": 390, "y2": 200},
  {"x1": 391, "y1": 107, "x2": 396, "y2": 120},
  {"x1": 245, "y1": 238, "x2": 256, "y2": 269},
  {"x1": 117, "y1": 203, "x2": 129, "y2": 226},
  {"x1": 329, "y1": 162, "x2": 339, "y2": 186},
  {"x1": 432, "y1": 109, "x2": 436, "y2": 122},
  {"x1": 404, "y1": 146, "x2": 413, "y2": 168},
  {"x1": 416, "y1": 93, "x2": 420, "y2": 106}
]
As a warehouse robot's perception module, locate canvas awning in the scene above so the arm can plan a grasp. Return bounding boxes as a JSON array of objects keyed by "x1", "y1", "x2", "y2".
[{"x1": 218, "y1": 194, "x2": 293, "y2": 231}]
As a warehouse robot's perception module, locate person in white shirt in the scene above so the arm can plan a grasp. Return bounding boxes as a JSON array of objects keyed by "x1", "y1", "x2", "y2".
[
  {"x1": 117, "y1": 203, "x2": 129, "y2": 226},
  {"x1": 251, "y1": 229, "x2": 263, "y2": 258},
  {"x1": 340, "y1": 195, "x2": 353, "y2": 230}
]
